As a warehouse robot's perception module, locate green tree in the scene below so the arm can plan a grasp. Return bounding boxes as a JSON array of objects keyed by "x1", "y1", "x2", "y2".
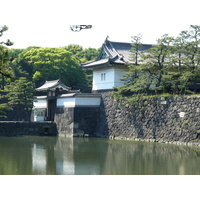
[
  {"x1": 64, "y1": 45, "x2": 100, "y2": 92},
  {"x1": 166, "y1": 25, "x2": 200, "y2": 95},
  {"x1": 112, "y1": 34, "x2": 174, "y2": 99},
  {"x1": 3, "y1": 77, "x2": 34, "y2": 121},
  {"x1": 0, "y1": 25, "x2": 13, "y2": 46},
  {"x1": 112, "y1": 34, "x2": 145, "y2": 98},
  {"x1": 112, "y1": 25, "x2": 200, "y2": 101},
  {"x1": 64, "y1": 44, "x2": 100, "y2": 62},
  {"x1": 0, "y1": 25, "x2": 14, "y2": 117},
  {"x1": 0, "y1": 25, "x2": 14, "y2": 81},
  {"x1": 16, "y1": 47, "x2": 40, "y2": 82},
  {"x1": 20, "y1": 47, "x2": 88, "y2": 91},
  {"x1": 64, "y1": 44, "x2": 83, "y2": 60},
  {"x1": 0, "y1": 46, "x2": 14, "y2": 89},
  {"x1": 179, "y1": 25, "x2": 200, "y2": 93},
  {"x1": 82, "y1": 47, "x2": 100, "y2": 62},
  {"x1": 140, "y1": 34, "x2": 174, "y2": 94},
  {"x1": 129, "y1": 33, "x2": 143, "y2": 66}
]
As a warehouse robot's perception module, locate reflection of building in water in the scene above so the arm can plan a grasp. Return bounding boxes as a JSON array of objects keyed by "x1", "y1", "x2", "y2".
[
  {"x1": 54, "y1": 138, "x2": 105, "y2": 175},
  {"x1": 56, "y1": 159, "x2": 75, "y2": 175},
  {"x1": 31, "y1": 138, "x2": 76, "y2": 175},
  {"x1": 31, "y1": 138, "x2": 57, "y2": 175},
  {"x1": 31, "y1": 137, "x2": 103, "y2": 175},
  {"x1": 72, "y1": 138, "x2": 106, "y2": 175},
  {"x1": 32, "y1": 144, "x2": 47, "y2": 174},
  {"x1": 179, "y1": 164, "x2": 185, "y2": 175},
  {"x1": 20, "y1": 137, "x2": 200, "y2": 175},
  {"x1": 54, "y1": 137, "x2": 75, "y2": 175}
]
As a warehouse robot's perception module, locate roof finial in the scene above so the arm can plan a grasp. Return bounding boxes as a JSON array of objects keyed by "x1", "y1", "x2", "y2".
[{"x1": 106, "y1": 35, "x2": 109, "y2": 41}]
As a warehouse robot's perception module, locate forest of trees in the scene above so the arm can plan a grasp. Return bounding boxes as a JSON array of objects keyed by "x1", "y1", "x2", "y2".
[
  {"x1": 0, "y1": 25, "x2": 100, "y2": 119},
  {"x1": 112, "y1": 25, "x2": 200, "y2": 102}
]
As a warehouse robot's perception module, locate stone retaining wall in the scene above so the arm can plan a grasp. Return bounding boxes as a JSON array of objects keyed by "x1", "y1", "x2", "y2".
[
  {"x1": 54, "y1": 107, "x2": 100, "y2": 137},
  {"x1": 95, "y1": 93, "x2": 200, "y2": 146},
  {"x1": 54, "y1": 107, "x2": 74, "y2": 136},
  {"x1": 0, "y1": 121, "x2": 58, "y2": 137}
]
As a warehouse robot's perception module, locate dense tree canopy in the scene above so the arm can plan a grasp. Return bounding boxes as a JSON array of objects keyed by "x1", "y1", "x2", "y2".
[
  {"x1": 20, "y1": 47, "x2": 87, "y2": 90},
  {"x1": 64, "y1": 44, "x2": 100, "y2": 62},
  {"x1": 112, "y1": 25, "x2": 200, "y2": 102},
  {"x1": 14, "y1": 45, "x2": 99, "y2": 92}
]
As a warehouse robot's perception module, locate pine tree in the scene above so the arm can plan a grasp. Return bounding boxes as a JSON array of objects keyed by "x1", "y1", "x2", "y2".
[
  {"x1": 126, "y1": 34, "x2": 174, "y2": 95},
  {"x1": 0, "y1": 25, "x2": 14, "y2": 78},
  {"x1": 169, "y1": 25, "x2": 200, "y2": 94},
  {"x1": 3, "y1": 77, "x2": 34, "y2": 121},
  {"x1": 112, "y1": 25, "x2": 200, "y2": 101}
]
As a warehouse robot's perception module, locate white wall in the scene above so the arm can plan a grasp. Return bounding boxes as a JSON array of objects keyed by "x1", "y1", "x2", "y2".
[
  {"x1": 33, "y1": 99, "x2": 47, "y2": 108},
  {"x1": 114, "y1": 67, "x2": 129, "y2": 87},
  {"x1": 57, "y1": 96, "x2": 101, "y2": 107},
  {"x1": 57, "y1": 98, "x2": 76, "y2": 107},
  {"x1": 92, "y1": 66, "x2": 128, "y2": 91},
  {"x1": 92, "y1": 67, "x2": 115, "y2": 91},
  {"x1": 75, "y1": 97, "x2": 101, "y2": 106},
  {"x1": 34, "y1": 96, "x2": 101, "y2": 109}
]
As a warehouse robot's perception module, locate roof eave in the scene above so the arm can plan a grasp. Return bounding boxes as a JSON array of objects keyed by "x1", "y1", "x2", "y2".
[
  {"x1": 82, "y1": 62, "x2": 113, "y2": 69},
  {"x1": 36, "y1": 80, "x2": 71, "y2": 91}
]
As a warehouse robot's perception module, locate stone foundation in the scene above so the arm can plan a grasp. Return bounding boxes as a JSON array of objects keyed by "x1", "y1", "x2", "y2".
[
  {"x1": 54, "y1": 107, "x2": 100, "y2": 137},
  {"x1": 0, "y1": 121, "x2": 58, "y2": 137},
  {"x1": 95, "y1": 93, "x2": 200, "y2": 146}
]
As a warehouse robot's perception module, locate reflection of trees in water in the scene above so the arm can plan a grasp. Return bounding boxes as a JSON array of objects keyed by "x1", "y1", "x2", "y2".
[
  {"x1": 0, "y1": 137, "x2": 33, "y2": 175},
  {"x1": 0, "y1": 136, "x2": 57, "y2": 175},
  {"x1": 102, "y1": 141, "x2": 200, "y2": 175},
  {"x1": 71, "y1": 138, "x2": 109, "y2": 175}
]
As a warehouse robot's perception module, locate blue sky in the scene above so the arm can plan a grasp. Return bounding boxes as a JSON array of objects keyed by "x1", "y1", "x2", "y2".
[{"x1": 1, "y1": 0, "x2": 199, "y2": 49}]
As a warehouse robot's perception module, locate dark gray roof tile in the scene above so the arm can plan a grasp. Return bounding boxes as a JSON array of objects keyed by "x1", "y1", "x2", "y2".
[{"x1": 81, "y1": 38, "x2": 152, "y2": 69}]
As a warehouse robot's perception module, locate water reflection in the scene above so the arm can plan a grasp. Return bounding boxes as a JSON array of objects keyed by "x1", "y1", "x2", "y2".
[
  {"x1": 0, "y1": 136, "x2": 200, "y2": 175},
  {"x1": 32, "y1": 144, "x2": 47, "y2": 174},
  {"x1": 54, "y1": 136, "x2": 75, "y2": 175}
]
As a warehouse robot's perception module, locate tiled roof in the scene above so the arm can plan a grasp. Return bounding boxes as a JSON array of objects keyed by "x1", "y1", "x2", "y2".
[
  {"x1": 81, "y1": 38, "x2": 152, "y2": 69},
  {"x1": 36, "y1": 80, "x2": 71, "y2": 91},
  {"x1": 82, "y1": 58, "x2": 111, "y2": 68}
]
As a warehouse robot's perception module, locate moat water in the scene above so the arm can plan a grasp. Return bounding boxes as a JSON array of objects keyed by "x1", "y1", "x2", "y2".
[{"x1": 0, "y1": 136, "x2": 200, "y2": 175}]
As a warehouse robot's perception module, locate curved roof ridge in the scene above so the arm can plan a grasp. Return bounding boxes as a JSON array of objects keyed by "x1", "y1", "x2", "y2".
[
  {"x1": 45, "y1": 79, "x2": 60, "y2": 83},
  {"x1": 105, "y1": 39, "x2": 121, "y2": 57},
  {"x1": 81, "y1": 37, "x2": 153, "y2": 69},
  {"x1": 36, "y1": 79, "x2": 71, "y2": 91},
  {"x1": 108, "y1": 40, "x2": 121, "y2": 56},
  {"x1": 107, "y1": 39, "x2": 154, "y2": 47}
]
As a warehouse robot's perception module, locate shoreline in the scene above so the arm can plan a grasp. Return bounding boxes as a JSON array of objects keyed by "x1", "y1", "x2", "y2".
[{"x1": 102, "y1": 135, "x2": 200, "y2": 148}]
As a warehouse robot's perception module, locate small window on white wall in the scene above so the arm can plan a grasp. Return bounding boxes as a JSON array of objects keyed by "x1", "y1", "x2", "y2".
[{"x1": 101, "y1": 73, "x2": 106, "y2": 81}]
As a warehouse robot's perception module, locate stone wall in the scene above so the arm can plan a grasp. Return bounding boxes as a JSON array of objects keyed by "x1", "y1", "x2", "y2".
[
  {"x1": 74, "y1": 107, "x2": 100, "y2": 136},
  {"x1": 95, "y1": 93, "x2": 200, "y2": 145},
  {"x1": 54, "y1": 107, "x2": 100, "y2": 137},
  {"x1": 54, "y1": 107, "x2": 74, "y2": 136},
  {"x1": 0, "y1": 121, "x2": 58, "y2": 137}
]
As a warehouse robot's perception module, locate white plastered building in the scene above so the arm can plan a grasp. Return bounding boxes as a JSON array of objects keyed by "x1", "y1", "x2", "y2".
[
  {"x1": 81, "y1": 38, "x2": 152, "y2": 92},
  {"x1": 33, "y1": 80, "x2": 101, "y2": 122}
]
